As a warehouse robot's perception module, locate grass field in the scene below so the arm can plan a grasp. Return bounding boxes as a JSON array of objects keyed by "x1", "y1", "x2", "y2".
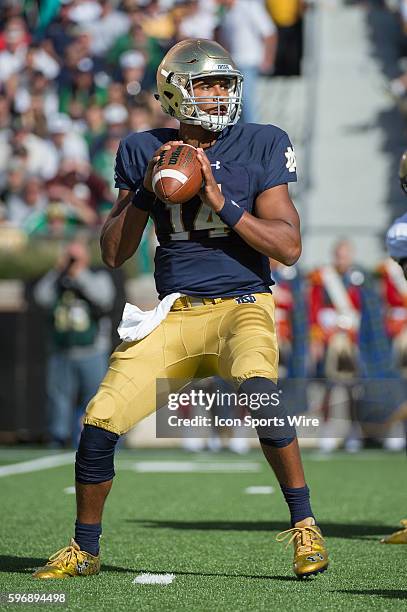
[{"x1": 0, "y1": 447, "x2": 405, "y2": 611}]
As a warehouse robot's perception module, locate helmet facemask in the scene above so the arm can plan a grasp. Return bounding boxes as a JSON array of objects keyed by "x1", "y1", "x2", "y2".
[{"x1": 161, "y1": 70, "x2": 243, "y2": 132}]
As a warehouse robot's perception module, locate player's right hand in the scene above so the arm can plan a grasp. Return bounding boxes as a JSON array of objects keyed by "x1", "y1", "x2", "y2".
[{"x1": 143, "y1": 140, "x2": 183, "y2": 192}]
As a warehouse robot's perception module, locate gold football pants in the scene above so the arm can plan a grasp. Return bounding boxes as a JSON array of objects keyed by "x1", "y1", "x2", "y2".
[{"x1": 83, "y1": 293, "x2": 278, "y2": 434}]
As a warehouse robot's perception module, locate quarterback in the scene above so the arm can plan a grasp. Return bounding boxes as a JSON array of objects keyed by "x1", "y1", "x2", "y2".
[{"x1": 33, "y1": 39, "x2": 328, "y2": 579}]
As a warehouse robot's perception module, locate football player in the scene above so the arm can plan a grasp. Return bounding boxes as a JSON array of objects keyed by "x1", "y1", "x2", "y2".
[
  {"x1": 33, "y1": 39, "x2": 328, "y2": 579},
  {"x1": 380, "y1": 151, "x2": 407, "y2": 544}
]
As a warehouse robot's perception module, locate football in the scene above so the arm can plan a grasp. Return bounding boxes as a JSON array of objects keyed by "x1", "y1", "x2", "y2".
[{"x1": 152, "y1": 144, "x2": 203, "y2": 204}]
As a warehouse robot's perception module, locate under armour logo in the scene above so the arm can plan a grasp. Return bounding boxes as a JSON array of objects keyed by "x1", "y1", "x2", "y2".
[
  {"x1": 306, "y1": 553, "x2": 324, "y2": 562},
  {"x1": 285, "y1": 147, "x2": 296, "y2": 173},
  {"x1": 235, "y1": 295, "x2": 257, "y2": 304},
  {"x1": 210, "y1": 161, "x2": 221, "y2": 170}
]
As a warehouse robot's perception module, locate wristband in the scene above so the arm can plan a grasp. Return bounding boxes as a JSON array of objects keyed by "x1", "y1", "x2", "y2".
[
  {"x1": 132, "y1": 184, "x2": 156, "y2": 211},
  {"x1": 217, "y1": 198, "x2": 245, "y2": 228}
]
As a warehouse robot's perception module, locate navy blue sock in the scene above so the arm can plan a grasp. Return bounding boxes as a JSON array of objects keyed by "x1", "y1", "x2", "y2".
[
  {"x1": 74, "y1": 521, "x2": 102, "y2": 556},
  {"x1": 280, "y1": 485, "x2": 314, "y2": 526}
]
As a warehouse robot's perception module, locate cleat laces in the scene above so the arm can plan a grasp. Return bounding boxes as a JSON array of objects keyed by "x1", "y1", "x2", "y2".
[
  {"x1": 276, "y1": 526, "x2": 324, "y2": 555},
  {"x1": 46, "y1": 542, "x2": 85, "y2": 569}
]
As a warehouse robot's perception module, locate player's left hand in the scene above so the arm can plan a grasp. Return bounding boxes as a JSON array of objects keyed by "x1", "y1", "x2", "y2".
[{"x1": 196, "y1": 148, "x2": 225, "y2": 213}]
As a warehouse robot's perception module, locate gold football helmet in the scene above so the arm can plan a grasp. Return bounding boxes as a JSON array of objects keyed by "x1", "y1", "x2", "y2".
[{"x1": 156, "y1": 39, "x2": 243, "y2": 132}]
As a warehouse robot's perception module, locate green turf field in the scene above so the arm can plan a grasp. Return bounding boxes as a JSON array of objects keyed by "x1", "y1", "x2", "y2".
[{"x1": 0, "y1": 448, "x2": 405, "y2": 611}]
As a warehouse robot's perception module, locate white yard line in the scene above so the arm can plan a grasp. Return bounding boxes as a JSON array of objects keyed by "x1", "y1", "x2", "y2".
[
  {"x1": 0, "y1": 452, "x2": 74, "y2": 477},
  {"x1": 117, "y1": 460, "x2": 261, "y2": 473},
  {"x1": 133, "y1": 573, "x2": 175, "y2": 585},
  {"x1": 0, "y1": 454, "x2": 260, "y2": 478},
  {"x1": 244, "y1": 486, "x2": 275, "y2": 494}
]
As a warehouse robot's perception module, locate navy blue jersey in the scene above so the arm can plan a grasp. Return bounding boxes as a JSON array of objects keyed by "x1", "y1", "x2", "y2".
[{"x1": 114, "y1": 123, "x2": 297, "y2": 299}]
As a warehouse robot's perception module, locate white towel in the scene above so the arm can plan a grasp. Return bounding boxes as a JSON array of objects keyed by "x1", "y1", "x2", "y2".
[{"x1": 117, "y1": 292, "x2": 181, "y2": 342}]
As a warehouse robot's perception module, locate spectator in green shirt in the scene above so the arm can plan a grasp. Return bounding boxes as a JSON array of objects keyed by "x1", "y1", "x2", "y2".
[{"x1": 59, "y1": 57, "x2": 107, "y2": 116}]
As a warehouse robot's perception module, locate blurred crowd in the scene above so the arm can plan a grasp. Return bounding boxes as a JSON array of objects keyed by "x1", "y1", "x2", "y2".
[
  {"x1": 0, "y1": 0, "x2": 306, "y2": 240},
  {"x1": 271, "y1": 238, "x2": 407, "y2": 452},
  {"x1": 269, "y1": 238, "x2": 407, "y2": 383}
]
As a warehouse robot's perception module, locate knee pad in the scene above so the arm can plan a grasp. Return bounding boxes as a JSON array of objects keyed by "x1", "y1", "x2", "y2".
[
  {"x1": 239, "y1": 377, "x2": 296, "y2": 447},
  {"x1": 75, "y1": 424, "x2": 119, "y2": 484}
]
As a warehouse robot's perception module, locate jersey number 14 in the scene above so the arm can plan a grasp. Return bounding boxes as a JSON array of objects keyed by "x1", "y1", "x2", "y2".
[{"x1": 166, "y1": 188, "x2": 229, "y2": 240}]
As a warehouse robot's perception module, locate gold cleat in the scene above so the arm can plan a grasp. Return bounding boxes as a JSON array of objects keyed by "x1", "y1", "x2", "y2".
[
  {"x1": 32, "y1": 539, "x2": 100, "y2": 579},
  {"x1": 380, "y1": 519, "x2": 407, "y2": 544},
  {"x1": 276, "y1": 517, "x2": 329, "y2": 578}
]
